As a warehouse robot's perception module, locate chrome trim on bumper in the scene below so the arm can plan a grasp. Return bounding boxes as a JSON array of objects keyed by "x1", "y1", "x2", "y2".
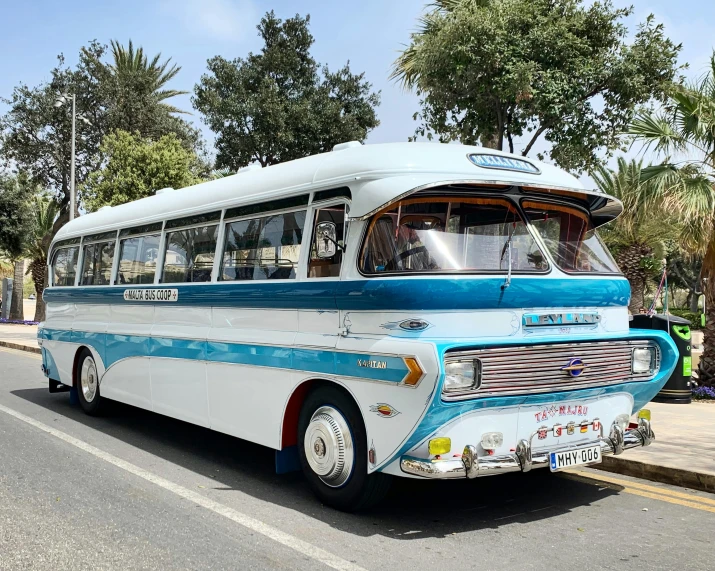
[{"x1": 400, "y1": 418, "x2": 654, "y2": 479}]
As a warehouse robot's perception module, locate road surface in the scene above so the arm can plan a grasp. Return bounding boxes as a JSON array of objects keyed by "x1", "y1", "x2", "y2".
[{"x1": 0, "y1": 346, "x2": 712, "y2": 570}]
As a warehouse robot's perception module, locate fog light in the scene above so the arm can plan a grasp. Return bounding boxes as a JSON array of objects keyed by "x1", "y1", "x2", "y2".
[
  {"x1": 480, "y1": 432, "x2": 503, "y2": 450},
  {"x1": 637, "y1": 409, "x2": 651, "y2": 421},
  {"x1": 428, "y1": 437, "x2": 451, "y2": 456},
  {"x1": 615, "y1": 413, "x2": 630, "y2": 431},
  {"x1": 632, "y1": 347, "x2": 656, "y2": 374}
]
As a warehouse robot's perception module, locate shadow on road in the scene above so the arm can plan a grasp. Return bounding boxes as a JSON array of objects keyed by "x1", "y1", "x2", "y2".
[{"x1": 12, "y1": 387, "x2": 621, "y2": 539}]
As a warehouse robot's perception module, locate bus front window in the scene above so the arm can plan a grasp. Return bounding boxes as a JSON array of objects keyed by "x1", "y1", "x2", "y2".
[
  {"x1": 522, "y1": 201, "x2": 619, "y2": 274},
  {"x1": 360, "y1": 197, "x2": 548, "y2": 275}
]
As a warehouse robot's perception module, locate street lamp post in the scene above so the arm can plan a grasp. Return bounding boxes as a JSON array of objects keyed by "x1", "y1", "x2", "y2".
[{"x1": 55, "y1": 93, "x2": 90, "y2": 222}]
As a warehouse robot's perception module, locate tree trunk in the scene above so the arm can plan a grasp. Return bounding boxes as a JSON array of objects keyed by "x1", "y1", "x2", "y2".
[
  {"x1": 698, "y1": 240, "x2": 715, "y2": 386},
  {"x1": 9, "y1": 260, "x2": 24, "y2": 321},
  {"x1": 615, "y1": 243, "x2": 651, "y2": 314},
  {"x1": 688, "y1": 290, "x2": 700, "y2": 312},
  {"x1": 29, "y1": 258, "x2": 47, "y2": 322}
]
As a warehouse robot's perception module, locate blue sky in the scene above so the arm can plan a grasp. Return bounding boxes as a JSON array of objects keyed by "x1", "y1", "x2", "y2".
[{"x1": 1, "y1": 0, "x2": 713, "y2": 171}]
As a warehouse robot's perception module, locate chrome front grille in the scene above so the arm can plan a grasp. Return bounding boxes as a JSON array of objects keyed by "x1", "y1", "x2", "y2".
[{"x1": 443, "y1": 340, "x2": 660, "y2": 401}]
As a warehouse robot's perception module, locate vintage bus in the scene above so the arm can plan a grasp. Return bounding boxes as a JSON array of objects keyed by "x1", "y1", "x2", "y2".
[{"x1": 39, "y1": 142, "x2": 677, "y2": 511}]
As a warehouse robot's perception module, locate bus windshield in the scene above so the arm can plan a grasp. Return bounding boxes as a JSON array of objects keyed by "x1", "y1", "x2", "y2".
[
  {"x1": 360, "y1": 197, "x2": 548, "y2": 275},
  {"x1": 522, "y1": 201, "x2": 619, "y2": 274}
]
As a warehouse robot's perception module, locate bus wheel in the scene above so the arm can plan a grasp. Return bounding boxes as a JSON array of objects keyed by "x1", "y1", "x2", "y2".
[
  {"x1": 298, "y1": 385, "x2": 391, "y2": 512},
  {"x1": 76, "y1": 348, "x2": 103, "y2": 416}
]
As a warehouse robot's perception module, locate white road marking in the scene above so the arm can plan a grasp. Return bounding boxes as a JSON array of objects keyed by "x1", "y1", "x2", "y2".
[{"x1": 0, "y1": 402, "x2": 366, "y2": 571}]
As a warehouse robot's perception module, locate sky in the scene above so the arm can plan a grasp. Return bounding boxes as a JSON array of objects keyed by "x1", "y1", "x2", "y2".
[{"x1": 0, "y1": 0, "x2": 714, "y2": 180}]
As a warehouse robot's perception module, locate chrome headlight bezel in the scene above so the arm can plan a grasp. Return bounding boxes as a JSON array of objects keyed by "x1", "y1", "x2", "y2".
[
  {"x1": 632, "y1": 346, "x2": 656, "y2": 374},
  {"x1": 443, "y1": 358, "x2": 482, "y2": 394}
]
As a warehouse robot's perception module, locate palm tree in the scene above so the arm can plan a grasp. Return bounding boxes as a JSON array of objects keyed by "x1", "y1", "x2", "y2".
[
  {"x1": 95, "y1": 40, "x2": 189, "y2": 139},
  {"x1": 107, "y1": 40, "x2": 188, "y2": 114},
  {"x1": 629, "y1": 53, "x2": 715, "y2": 385},
  {"x1": 592, "y1": 158, "x2": 678, "y2": 313},
  {"x1": 24, "y1": 195, "x2": 58, "y2": 322}
]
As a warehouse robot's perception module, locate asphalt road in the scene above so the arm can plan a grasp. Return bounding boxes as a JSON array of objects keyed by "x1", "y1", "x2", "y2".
[{"x1": 1, "y1": 347, "x2": 713, "y2": 571}]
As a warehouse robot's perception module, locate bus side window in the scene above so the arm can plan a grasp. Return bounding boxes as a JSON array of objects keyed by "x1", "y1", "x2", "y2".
[
  {"x1": 308, "y1": 205, "x2": 345, "y2": 278},
  {"x1": 80, "y1": 241, "x2": 115, "y2": 286},
  {"x1": 162, "y1": 224, "x2": 219, "y2": 283},
  {"x1": 51, "y1": 247, "x2": 79, "y2": 287},
  {"x1": 221, "y1": 210, "x2": 306, "y2": 281},
  {"x1": 117, "y1": 234, "x2": 161, "y2": 285}
]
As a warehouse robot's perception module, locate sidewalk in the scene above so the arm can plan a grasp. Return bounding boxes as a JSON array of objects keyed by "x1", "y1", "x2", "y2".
[
  {"x1": 1, "y1": 322, "x2": 713, "y2": 492},
  {"x1": 596, "y1": 401, "x2": 715, "y2": 492},
  {"x1": 0, "y1": 323, "x2": 40, "y2": 354}
]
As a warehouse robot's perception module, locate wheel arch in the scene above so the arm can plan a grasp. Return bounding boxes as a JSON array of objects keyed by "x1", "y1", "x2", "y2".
[
  {"x1": 71, "y1": 345, "x2": 105, "y2": 387},
  {"x1": 280, "y1": 377, "x2": 366, "y2": 449}
]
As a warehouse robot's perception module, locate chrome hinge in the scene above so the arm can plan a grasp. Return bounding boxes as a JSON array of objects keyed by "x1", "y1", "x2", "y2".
[{"x1": 340, "y1": 314, "x2": 352, "y2": 337}]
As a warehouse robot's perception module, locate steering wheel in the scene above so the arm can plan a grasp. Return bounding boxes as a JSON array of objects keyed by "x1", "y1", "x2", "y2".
[{"x1": 384, "y1": 245, "x2": 429, "y2": 271}]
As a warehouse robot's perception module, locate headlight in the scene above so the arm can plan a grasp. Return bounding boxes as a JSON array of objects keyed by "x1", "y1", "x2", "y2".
[
  {"x1": 443, "y1": 359, "x2": 481, "y2": 393},
  {"x1": 632, "y1": 347, "x2": 656, "y2": 374}
]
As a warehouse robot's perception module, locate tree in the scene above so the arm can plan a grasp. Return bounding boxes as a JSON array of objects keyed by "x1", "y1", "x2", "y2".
[
  {"x1": 193, "y1": 11, "x2": 380, "y2": 169},
  {"x1": 593, "y1": 157, "x2": 679, "y2": 312},
  {"x1": 392, "y1": 0, "x2": 682, "y2": 173},
  {"x1": 0, "y1": 43, "x2": 108, "y2": 227},
  {"x1": 0, "y1": 41, "x2": 203, "y2": 231},
  {"x1": 25, "y1": 194, "x2": 59, "y2": 322},
  {"x1": 81, "y1": 130, "x2": 204, "y2": 211},
  {"x1": 0, "y1": 174, "x2": 33, "y2": 320},
  {"x1": 88, "y1": 40, "x2": 202, "y2": 150},
  {"x1": 629, "y1": 53, "x2": 715, "y2": 385}
]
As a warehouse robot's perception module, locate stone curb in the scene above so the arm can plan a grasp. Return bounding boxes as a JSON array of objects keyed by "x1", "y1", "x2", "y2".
[
  {"x1": 595, "y1": 455, "x2": 715, "y2": 494},
  {"x1": 0, "y1": 341, "x2": 41, "y2": 355}
]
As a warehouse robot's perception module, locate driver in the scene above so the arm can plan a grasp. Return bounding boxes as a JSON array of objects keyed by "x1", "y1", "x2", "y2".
[{"x1": 396, "y1": 222, "x2": 434, "y2": 270}]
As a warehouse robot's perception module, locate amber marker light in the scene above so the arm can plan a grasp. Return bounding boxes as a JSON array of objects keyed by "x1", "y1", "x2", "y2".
[{"x1": 402, "y1": 357, "x2": 424, "y2": 386}]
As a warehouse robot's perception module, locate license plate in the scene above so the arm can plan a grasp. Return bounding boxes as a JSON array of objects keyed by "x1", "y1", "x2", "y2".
[{"x1": 549, "y1": 445, "x2": 602, "y2": 471}]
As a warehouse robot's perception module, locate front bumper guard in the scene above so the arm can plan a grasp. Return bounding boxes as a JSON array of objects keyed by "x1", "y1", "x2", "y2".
[{"x1": 400, "y1": 418, "x2": 654, "y2": 479}]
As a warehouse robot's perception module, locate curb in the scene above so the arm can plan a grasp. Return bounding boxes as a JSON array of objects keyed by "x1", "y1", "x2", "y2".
[
  {"x1": 0, "y1": 341, "x2": 41, "y2": 355},
  {"x1": 595, "y1": 455, "x2": 715, "y2": 494}
]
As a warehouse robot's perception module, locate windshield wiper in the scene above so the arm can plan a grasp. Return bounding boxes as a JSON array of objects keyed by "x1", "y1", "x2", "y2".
[{"x1": 500, "y1": 226, "x2": 514, "y2": 290}]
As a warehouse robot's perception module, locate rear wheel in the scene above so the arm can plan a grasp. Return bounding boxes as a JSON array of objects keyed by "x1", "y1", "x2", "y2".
[
  {"x1": 76, "y1": 348, "x2": 103, "y2": 416},
  {"x1": 298, "y1": 385, "x2": 391, "y2": 511}
]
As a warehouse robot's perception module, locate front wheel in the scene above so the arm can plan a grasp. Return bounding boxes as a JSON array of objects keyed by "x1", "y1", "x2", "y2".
[
  {"x1": 75, "y1": 348, "x2": 103, "y2": 416},
  {"x1": 298, "y1": 385, "x2": 391, "y2": 512}
]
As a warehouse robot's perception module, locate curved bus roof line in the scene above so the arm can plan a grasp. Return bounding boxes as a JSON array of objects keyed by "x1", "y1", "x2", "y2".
[{"x1": 52, "y1": 142, "x2": 621, "y2": 244}]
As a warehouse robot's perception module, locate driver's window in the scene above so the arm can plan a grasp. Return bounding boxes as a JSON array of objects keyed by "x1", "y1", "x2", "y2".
[{"x1": 308, "y1": 205, "x2": 346, "y2": 278}]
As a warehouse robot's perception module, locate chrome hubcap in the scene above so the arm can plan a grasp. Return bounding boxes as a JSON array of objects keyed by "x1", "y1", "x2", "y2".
[
  {"x1": 80, "y1": 357, "x2": 98, "y2": 403},
  {"x1": 304, "y1": 406, "x2": 354, "y2": 487}
]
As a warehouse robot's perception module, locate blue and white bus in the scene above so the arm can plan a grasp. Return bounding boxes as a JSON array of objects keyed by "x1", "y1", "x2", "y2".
[{"x1": 39, "y1": 142, "x2": 677, "y2": 511}]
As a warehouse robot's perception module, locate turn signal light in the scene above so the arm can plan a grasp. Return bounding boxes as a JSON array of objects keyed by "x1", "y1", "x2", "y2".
[
  {"x1": 428, "y1": 437, "x2": 452, "y2": 456},
  {"x1": 403, "y1": 357, "x2": 424, "y2": 386},
  {"x1": 637, "y1": 409, "x2": 651, "y2": 421}
]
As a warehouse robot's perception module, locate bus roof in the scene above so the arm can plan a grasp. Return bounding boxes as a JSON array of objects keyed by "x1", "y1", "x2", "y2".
[{"x1": 53, "y1": 142, "x2": 620, "y2": 242}]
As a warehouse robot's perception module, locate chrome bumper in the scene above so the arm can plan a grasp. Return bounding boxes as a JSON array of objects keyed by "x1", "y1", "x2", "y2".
[{"x1": 400, "y1": 418, "x2": 654, "y2": 479}]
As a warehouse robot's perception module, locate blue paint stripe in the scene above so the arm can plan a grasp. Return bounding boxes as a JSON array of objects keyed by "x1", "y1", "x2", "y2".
[
  {"x1": 42, "y1": 277, "x2": 630, "y2": 311},
  {"x1": 42, "y1": 329, "x2": 410, "y2": 383}
]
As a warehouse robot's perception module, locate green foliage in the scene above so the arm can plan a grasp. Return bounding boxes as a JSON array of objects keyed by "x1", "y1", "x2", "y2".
[
  {"x1": 81, "y1": 130, "x2": 203, "y2": 211},
  {"x1": 0, "y1": 42, "x2": 108, "y2": 222},
  {"x1": 669, "y1": 309, "x2": 703, "y2": 330},
  {"x1": 193, "y1": 11, "x2": 380, "y2": 169},
  {"x1": 0, "y1": 173, "x2": 33, "y2": 261},
  {"x1": 0, "y1": 40, "x2": 202, "y2": 225},
  {"x1": 393, "y1": 0, "x2": 682, "y2": 172}
]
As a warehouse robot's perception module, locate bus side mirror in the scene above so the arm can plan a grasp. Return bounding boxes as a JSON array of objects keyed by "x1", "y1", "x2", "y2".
[{"x1": 315, "y1": 221, "x2": 338, "y2": 258}]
